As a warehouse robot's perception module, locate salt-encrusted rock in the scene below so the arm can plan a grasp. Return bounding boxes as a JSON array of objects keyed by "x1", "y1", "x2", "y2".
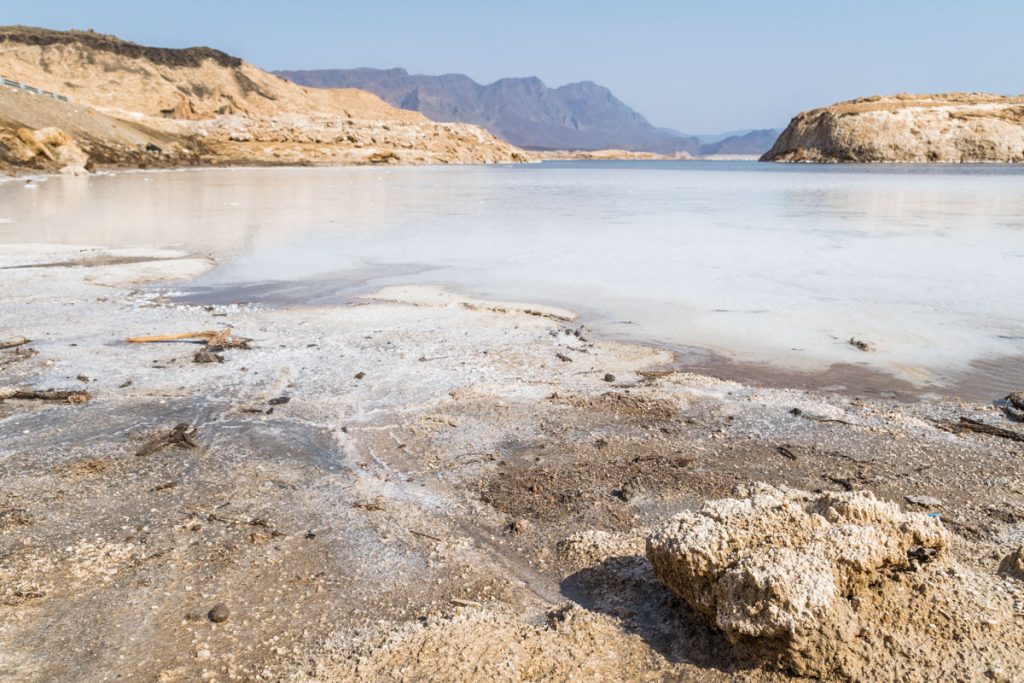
[{"x1": 646, "y1": 484, "x2": 950, "y2": 675}]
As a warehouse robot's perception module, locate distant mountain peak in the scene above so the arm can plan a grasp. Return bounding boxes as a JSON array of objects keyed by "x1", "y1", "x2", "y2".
[
  {"x1": 275, "y1": 67, "x2": 697, "y2": 152},
  {"x1": 274, "y1": 67, "x2": 779, "y2": 155}
]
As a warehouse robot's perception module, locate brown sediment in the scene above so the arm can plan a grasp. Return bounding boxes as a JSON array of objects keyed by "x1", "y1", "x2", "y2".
[
  {"x1": 947, "y1": 353, "x2": 1024, "y2": 405},
  {"x1": 664, "y1": 348, "x2": 933, "y2": 401}
]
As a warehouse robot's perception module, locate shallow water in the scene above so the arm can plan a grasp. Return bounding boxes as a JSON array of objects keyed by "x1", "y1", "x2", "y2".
[{"x1": 2, "y1": 162, "x2": 1023, "y2": 397}]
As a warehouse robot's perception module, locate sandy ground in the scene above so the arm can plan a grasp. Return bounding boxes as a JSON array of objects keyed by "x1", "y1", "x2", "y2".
[{"x1": 1, "y1": 245, "x2": 1023, "y2": 681}]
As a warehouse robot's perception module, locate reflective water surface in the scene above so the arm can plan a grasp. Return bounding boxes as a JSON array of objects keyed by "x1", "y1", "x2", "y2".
[{"x1": 2, "y1": 161, "x2": 1022, "y2": 397}]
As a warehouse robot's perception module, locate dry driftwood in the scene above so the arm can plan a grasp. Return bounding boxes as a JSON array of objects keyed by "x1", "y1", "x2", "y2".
[
  {"x1": 0, "y1": 388, "x2": 90, "y2": 404},
  {"x1": 936, "y1": 417, "x2": 1024, "y2": 444},
  {"x1": 127, "y1": 328, "x2": 250, "y2": 363},
  {"x1": 128, "y1": 328, "x2": 249, "y2": 348},
  {"x1": 0, "y1": 337, "x2": 29, "y2": 349}
]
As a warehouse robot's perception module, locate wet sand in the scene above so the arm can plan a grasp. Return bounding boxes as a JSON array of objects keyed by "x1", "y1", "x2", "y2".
[{"x1": 1, "y1": 244, "x2": 1023, "y2": 681}]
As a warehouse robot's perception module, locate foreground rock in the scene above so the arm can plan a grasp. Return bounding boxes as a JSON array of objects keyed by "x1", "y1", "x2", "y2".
[
  {"x1": 647, "y1": 485, "x2": 1024, "y2": 680},
  {"x1": 763, "y1": 93, "x2": 1024, "y2": 163},
  {"x1": 0, "y1": 26, "x2": 529, "y2": 173}
]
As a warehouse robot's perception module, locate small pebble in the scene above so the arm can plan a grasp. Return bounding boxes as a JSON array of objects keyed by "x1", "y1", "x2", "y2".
[
  {"x1": 603, "y1": 373, "x2": 615, "y2": 382},
  {"x1": 906, "y1": 495, "x2": 944, "y2": 508},
  {"x1": 208, "y1": 603, "x2": 230, "y2": 623}
]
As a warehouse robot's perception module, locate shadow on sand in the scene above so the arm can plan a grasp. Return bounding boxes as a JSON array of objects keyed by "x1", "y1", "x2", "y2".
[{"x1": 560, "y1": 554, "x2": 760, "y2": 676}]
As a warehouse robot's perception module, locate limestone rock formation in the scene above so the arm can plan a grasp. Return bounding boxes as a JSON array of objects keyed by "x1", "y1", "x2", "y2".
[
  {"x1": 762, "y1": 93, "x2": 1024, "y2": 163},
  {"x1": 646, "y1": 484, "x2": 1024, "y2": 680}
]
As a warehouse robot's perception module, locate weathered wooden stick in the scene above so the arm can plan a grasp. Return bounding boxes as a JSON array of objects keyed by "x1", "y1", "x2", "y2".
[
  {"x1": 936, "y1": 417, "x2": 1024, "y2": 443},
  {"x1": 0, "y1": 337, "x2": 30, "y2": 349},
  {"x1": 127, "y1": 330, "x2": 224, "y2": 344},
  {"x1": 0, "y1": 388, "x2": 90, "y2": 404}
]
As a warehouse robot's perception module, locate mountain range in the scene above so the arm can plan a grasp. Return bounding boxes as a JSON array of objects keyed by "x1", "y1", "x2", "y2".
[{"x1": 275, "y1": 68, "x2": 778, "y2": 155}]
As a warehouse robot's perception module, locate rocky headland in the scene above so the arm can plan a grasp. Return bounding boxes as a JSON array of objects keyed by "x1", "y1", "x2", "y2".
[
  {"x1": 763, "y1": 93, "x2": 1024, "y2": 163},
  {"x1": 0, "y1": 26, "x2": 528, "y2": 175}
]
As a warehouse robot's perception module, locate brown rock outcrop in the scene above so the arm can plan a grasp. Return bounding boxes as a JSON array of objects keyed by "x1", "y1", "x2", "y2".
[
  {"x1": 4, "y1": 125, "x2": 89, "y2": 174},
  {"x1": 647, "y1": 484, "x2": 1024, "y2": 680},
  {"x1": 763, "y1": 93, "x2": 1024, "y2": 163},
  {"x1": 20, "y1": 127, "x2": 90, "y2": 173}
]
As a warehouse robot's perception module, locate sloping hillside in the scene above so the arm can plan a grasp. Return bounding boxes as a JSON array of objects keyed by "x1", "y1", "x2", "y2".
[
  {"x1": 276, "y1": 67, "x2": 701, "y2": 153},
  {"x1": 763, "y1": 93, "x2": 1024, "y2": 162},
  {"x1": 0, "y1": 26, "x2": 528, "y2": 169},
  {"x1": 0, "y1": 27, "x2": 424, "y2": 122}
]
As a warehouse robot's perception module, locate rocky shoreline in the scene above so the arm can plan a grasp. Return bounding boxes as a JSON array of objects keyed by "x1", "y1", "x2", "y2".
[{"x1": 1, "y1": 244, "x2": 1022, "y2": 681}]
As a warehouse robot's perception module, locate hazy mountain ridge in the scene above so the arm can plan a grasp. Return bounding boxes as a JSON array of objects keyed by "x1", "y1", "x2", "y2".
[
  {"x1": 699, "y1": 129, "x2": 780, "y2": 156},
  {"x1": 276, "y1": 66, "x2": 778, "y2": 154},
  {"x1": 276, "y1": 67, "x2": 698, "y2": 152},
  {"x1": 277, "y1": 67, "x2": 778, "y2": 155}
]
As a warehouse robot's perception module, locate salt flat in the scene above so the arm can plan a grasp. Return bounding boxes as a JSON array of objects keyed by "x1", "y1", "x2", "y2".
[{"x1": 2, "y1": 162, "x2": 1021, "y2": 396}]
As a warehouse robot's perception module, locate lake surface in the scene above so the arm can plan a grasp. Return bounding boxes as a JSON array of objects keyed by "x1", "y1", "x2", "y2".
[{"x1": 2, "y1": 161, "x2": 1023, "y2": 398}]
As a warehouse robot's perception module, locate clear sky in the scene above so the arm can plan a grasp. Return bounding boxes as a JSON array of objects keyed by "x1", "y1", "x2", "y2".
[{"x1": 4, "y1": 1, "x2": 1023, "y2": 133}]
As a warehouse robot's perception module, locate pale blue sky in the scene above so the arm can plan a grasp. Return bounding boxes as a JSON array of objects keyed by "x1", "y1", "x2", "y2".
[{"x1": 4, "y1": 1, "x2": 1022, "y2": 132}]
